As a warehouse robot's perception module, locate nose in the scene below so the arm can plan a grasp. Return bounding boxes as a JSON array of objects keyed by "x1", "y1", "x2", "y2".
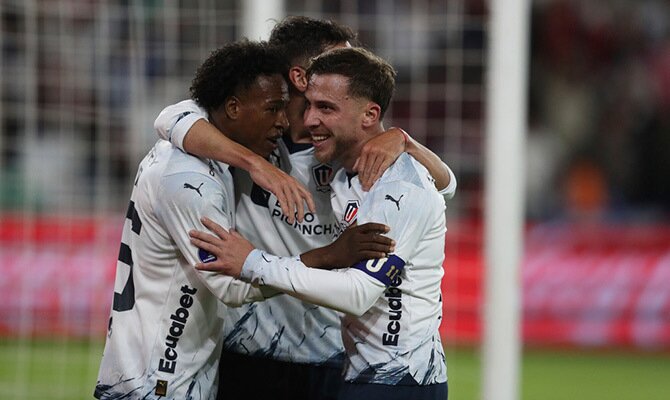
[{"x1": 303, "y1": 105, "x2": 319, "y2": 129}]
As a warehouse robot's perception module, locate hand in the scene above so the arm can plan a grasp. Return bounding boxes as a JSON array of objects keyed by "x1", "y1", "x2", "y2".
[
  {"x1": 302, "y1": 222, "x2": 395, "y2": 269},
  {"x1": 353, "y1": 127, "x2": 406, "y2": 191},
  {"x1": 248, "y1": 157, "x2": 316, "y2": 224},
  {"x1": 189, "y1": 217, "x2": 254, "y2": 278}
]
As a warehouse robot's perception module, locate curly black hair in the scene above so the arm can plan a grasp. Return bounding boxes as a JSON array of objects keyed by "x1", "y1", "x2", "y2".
[
  {"x1": 190, "y1": 40, "x2": 288, "y2": 111},
  {"x1": 269, "y1": 16, "x2": 356, "y2": 67}
]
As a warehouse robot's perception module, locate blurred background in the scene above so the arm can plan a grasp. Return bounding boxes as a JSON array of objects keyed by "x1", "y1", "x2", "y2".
[{"x1": 0, "y1": 0, "x2": 668, "y2": 399}]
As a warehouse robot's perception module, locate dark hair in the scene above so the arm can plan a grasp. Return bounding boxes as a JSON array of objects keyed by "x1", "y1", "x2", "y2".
[
  {"x1": 190, "y1": 40, "x2": 288, "y2": 111},
  {"x1": 306, "y1": 47, "x2": 396, "y2": 118},
  {"x1": 269, "y1": 16, "x2": 356, "y2": 67}
]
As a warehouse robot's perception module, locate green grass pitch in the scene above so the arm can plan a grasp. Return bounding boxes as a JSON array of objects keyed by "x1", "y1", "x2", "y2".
[{"x1": 0, "y1": 339, "x2": 668, "y2": 399}]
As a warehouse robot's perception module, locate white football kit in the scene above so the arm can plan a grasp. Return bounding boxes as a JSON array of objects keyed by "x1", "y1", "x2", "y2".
[
  {"x1": 239, "y1": 153, "x2": 449, "y2": 385},
  {"x1": 95, "y1": 140, "x2": 270, "y2": 400},
  {"x1": 154, "y1": 100, "x2": 344, "y2": 365}
]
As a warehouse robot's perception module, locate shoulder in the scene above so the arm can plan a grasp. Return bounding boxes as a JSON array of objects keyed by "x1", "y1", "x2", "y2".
[
  {"x1": 376, "y1": 153, "x2": 435, "y2": 191},
  {"x1": 363, "y1": 155, "x2": 444, "y2": 219},
  {"x1": 151, "y1": 143, "x2": 229, "y2": 203}
]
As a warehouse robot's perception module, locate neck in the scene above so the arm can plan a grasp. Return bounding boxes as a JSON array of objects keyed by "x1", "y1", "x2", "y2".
[{"x1": 287, "y1": 89, "x2": 311, "y2": 143}]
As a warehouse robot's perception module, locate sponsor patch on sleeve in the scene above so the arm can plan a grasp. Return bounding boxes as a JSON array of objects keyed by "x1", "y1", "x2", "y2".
[
  {"x1": 351, "y1": 254, "x2": 405, "y2": 286},
  {"x1": 155, "y1": 380, "x2": 168, "y2": 396},
  {"x1": 198, "y1": 248, "x2": 217, "y2": 263}
]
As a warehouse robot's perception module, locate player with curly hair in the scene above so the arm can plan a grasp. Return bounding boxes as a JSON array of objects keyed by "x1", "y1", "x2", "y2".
[{"x1": 95, "y1": 40, "x2": 393, "y2": 400}]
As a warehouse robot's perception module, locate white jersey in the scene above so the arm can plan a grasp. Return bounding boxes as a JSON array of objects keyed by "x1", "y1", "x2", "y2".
[
  {"x1": 95, "y1": 140, "x2": 268, "y2": 400},
  {"x1": 240, "y1": 153, "x2": 448, "y2": 385},
  {"x1": 154, "y1": 100, "x2": 345, "y2": 365}
]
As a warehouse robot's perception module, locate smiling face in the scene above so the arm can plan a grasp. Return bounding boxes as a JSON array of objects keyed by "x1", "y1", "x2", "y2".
[
  {"x1": 286, "y1": 40, "x2": 352, "y2": 142},
  {"x1": 210, "y1": 74, "x2": 289, "y2": 159},
  {"x1": 303, "y1": 73, "x2": 369, "y2": 168}
]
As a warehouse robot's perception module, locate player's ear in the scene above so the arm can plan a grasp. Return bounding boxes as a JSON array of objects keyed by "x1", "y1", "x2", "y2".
[
  {"x1": 289, "y1": 66, "x2": 308, "y2": 92},
  {"x1": 361, "y1": 102, "x2": 381, "y2": 127},
  {"x1": 225, "y1": 96, "x2": 240, "y2": 119}
]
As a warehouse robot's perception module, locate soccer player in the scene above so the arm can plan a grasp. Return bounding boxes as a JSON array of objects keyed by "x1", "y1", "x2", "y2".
[
  {"x1": 192, "y1": 47, "x2": 450, "y2": 400},
  {"x1": 153, "y1": 17, "x2": 455, "y2": 400},
  {"x1": 94, "y1": 41, "x2": 393, "y2": 400}
]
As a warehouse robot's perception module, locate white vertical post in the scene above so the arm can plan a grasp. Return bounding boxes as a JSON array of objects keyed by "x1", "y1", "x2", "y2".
[
  {"x1": 241, "y1": 0, "x2": 285, "y2": 40},
  {"x1": 482, "y1": 0, "x2": 530, "y2": 399}
]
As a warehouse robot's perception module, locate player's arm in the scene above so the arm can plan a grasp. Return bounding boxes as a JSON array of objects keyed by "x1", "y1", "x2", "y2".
[
  {"x1": 190, "y1": 224, "x2": 389, "y2": 316},
  {"x1": 300, "y1": 222, "x2": 395, "y2": 269},
  {"x1": 154, "y1": 171, "x2": 271, "y2": 306},
  {"x1": 355, "y1": 127, "x2": 457, "y2": 199},
  {"x1": 154, "y1": 100, "x2": 315, "y2": 223},
  {"x1": 190, "y1": 217, "x2": 394, "y2": 271}
]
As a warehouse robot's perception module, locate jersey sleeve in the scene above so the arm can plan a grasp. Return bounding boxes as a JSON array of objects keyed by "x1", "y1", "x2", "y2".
[
  {"x1": 153, "y1": 99, "x2": 207, "y2": 151},
  {"x1": 239, "y1": 249, "x2": 386, "y2": 316},
  {"x1": 155, "y1": 171, "x2": 266, "y2": 306},
  {"x1": 439, "y1": 163, "x2": 457, "y2": 200}
]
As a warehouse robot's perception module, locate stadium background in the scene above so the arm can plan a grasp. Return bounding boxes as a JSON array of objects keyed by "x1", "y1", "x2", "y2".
[{"x1": 0, "y1": 0, "x2": 669, "y2": 399}]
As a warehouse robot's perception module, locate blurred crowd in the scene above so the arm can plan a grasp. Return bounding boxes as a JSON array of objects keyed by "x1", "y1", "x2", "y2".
[
  {"x1": 527, "y1": 0, "x2": 670, "y2": 221},
  {"x1": 0, "y1": 0, "x2": 668, "y2": 222}
]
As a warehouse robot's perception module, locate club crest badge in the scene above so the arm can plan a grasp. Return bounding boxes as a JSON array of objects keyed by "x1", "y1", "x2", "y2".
[
  {"x1": 311, "y1": 163, "x2": 334, "y2": 193},
  {"x1": 343, "y1": 200, "x2": 359, "y2": 224}
]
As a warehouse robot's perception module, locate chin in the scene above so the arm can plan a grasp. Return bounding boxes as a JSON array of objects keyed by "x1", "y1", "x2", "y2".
[{"x1": 314, "y1": 149, "x2": 331, "y2": 164}]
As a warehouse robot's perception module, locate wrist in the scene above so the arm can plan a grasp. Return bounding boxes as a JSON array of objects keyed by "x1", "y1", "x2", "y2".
[
  {"x1": 242, "y1": 152, "x2": 268, "y2": 174},
  {"x1": 402, "y1": 130, "x2": 409, "y2": 150},
  {"x1": 400, "y1": 129, "x2": 414, "y2": 153},
  {"x1": 392, "y1": 127, "x2": 410, "y2": 151},
  {"x1": 300, "y1": 246, "x2": 328, "y2": 269}
]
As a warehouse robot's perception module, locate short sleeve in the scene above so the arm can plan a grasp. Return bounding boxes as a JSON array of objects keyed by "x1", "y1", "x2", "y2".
[
  {"x1": 155, "y1": 171, "x2": 263, "y2": 305},
  {"x1": 357, "y1": 182, "x2": 430, "y2": 265},
  {"x1": 154, "y1": 100, "x2": 207, "y2": 151}
]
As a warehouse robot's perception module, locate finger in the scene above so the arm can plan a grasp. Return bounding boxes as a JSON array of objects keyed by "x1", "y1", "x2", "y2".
[
  {"x1": 356, "y1": 222, "x2": 390, "y2": 234},
  {"x1": 275, "y1": 189, "x2": 293, "y2": 224},
  {"x1": 189, "y1": 229, "x2": 225, "y2": 244},
  {"x1": 369, "y1": 155, "x2": 384, "y2": 182},
  {"x1": 362, "y1": 153, "x2": 384, "y2": 190},
  {"x1": 281, "y1": 187, "x2": 296, "y2": 224},
  {"x1": 298, "y1": 185, "x2": 316, "y2": 214},
  {"x1": 195, "y1": 262, "x2": 220, "y2": 272},
  {"x1": 372, "y1": 241, "x2": 395, "y2": 253},
  {"x1": 201, "y1": 217, "x2": 230, "y2": 239},
  {"x1": 358, "y1": 236, "x2": 395, "y2": 250},
  {"x1": 357, "y1": 151, "x2": 370, "y2": 182},
  {"x1": 368, "y1": 157, "x2": 390, "y2": 189},
  {"x1": 289, "y1": 185, "x2": 305, "y2": 223},
  {"x1": 359, "y1": 251, "x2": 391, "y2": 260},
  {"x1": 352, "y1": 157, "x2": 360, "y2": 173},
  {"x1": 189, "y1": 236, "x2": 222, "y2": 256}
]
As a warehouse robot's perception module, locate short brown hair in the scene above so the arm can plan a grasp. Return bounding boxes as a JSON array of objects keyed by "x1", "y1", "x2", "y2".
[{"x1": 306, "y1": 47, "x2": 396, "y2": 118}]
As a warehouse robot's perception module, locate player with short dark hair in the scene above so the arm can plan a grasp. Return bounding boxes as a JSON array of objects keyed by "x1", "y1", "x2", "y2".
[
  {"x1": 94, "y1": 40, "x2": 393, "y2": 400},
  {"x1": 153, "y1": 17, "x2": 455, "y2": 400},
  {"x1": 192, "y1": 47, "x2": 450, "y2": 400}
]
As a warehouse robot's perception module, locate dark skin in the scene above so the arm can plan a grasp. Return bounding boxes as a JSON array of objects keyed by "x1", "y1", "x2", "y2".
[{"x1": 190, "y1": 218, "x2": 395, "y2": 278}]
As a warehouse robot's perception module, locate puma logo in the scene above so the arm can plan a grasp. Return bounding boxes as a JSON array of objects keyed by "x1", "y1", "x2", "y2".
[
  {"x1": 184, "y1": 182, "x2": 204, "y2": 197},
  {"x1": 384, "y1": 194, "x2": 404, "y2": 210}
]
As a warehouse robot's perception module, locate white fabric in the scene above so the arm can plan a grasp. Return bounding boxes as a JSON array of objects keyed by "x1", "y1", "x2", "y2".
[
  {"x1": 154, "y1": 100, "x2": 345, "y2": 365},
  {"x1": 95, "y1": 140, "x2": 266, "y2": 400},
  {"x1": 241, "y1": 153, "x2": 448, "y2": 385}
]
